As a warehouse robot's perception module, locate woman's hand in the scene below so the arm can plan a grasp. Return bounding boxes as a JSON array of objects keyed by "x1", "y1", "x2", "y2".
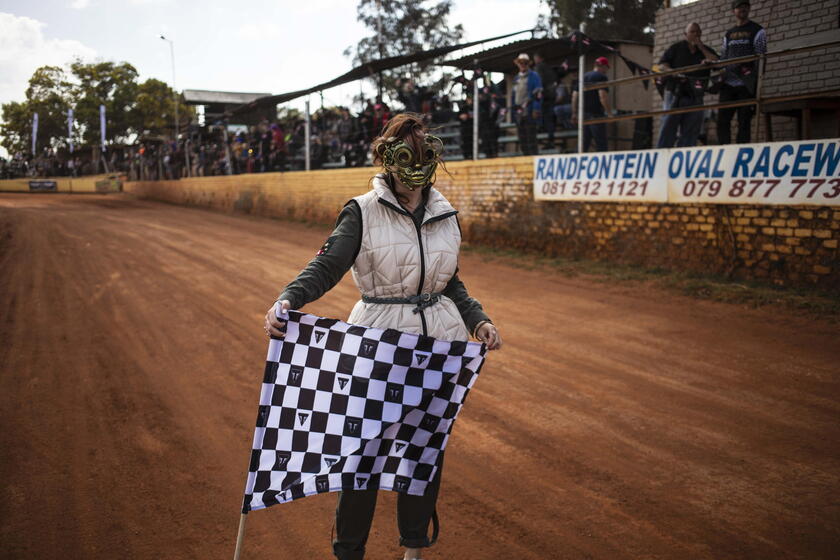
[
  {"x1": 476, "y1": 322, "x2": 502, "y2": 350},
  {"x1": 264, "y1": 300, "x2": 291, "y2": 338}
]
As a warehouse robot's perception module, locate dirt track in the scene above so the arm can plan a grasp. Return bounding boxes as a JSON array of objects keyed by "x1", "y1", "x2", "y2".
[{"x1": 1, "y1": 193, "x2": 838, "y2": 560}]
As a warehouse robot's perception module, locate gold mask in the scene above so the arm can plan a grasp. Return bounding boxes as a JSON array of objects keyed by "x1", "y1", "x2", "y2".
[{"x1": 377, "y1": 134, "x2": 443, "y2": 190}]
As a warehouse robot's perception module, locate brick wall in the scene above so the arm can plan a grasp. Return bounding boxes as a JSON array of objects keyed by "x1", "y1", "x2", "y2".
[
  {"x1": 653, "y1": 0, "x2": 840, "y2": 142},
  {"x1": 125, "y1": 158, "x2": 839, "y2": 291}
]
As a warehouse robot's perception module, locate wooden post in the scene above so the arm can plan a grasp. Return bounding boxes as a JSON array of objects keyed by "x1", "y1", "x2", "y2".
[{"x1": 232, "y1": 513, "x2": 247, "y2": 560}]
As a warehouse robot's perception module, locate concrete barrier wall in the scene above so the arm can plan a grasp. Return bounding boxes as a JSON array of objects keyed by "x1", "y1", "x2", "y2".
[
  {"x1": 126, "y1": 167, "x2": 375, "y2": 224},
  {"x1": 0, "y1": 175, "x2": 118, "y2": 193},
  {"x1": 125, "y1": 157, "x2": 838, "y2": 291}
]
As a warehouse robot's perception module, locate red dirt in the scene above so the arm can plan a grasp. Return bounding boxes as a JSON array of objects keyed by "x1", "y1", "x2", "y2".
[{"x1": 1, "y1": 193, "x2": 838, "y2": 560}]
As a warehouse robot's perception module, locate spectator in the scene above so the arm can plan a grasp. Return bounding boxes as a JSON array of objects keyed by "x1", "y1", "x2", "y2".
[
  {"x1": 717, "y1": 0, "x2": 766, "y2": 144},
  {"x1": 572, "y1": 56, "x2": 611, "y2": 152},
  {"x1": 534, "y1": 51, "x2": 558, "y2": 149},
  {"x1": 511, "y1": 52, "x2": 542, "y2": 156},
  {"x1": 371, "y1": 103, "x2": 391, "y2": 139},
  {"x1": 310, "y1": 135, "x2": 325, "y2": 169},
  {"x1": 431, "y1": 94, "x2": 454, "y2": 124},
  {"x1": 478, "y1": 77, "x2": 503, "y2": 158},
  {"x1": 458, "y1": 94, "x2": 474, "y2": 158},
  {"x1": 657, "y1": 23, "x2": 719, "y2": 148},
  {"x1": 396, "y1": 78, "x2": 423, "y2": 113},
  {"x1": 553, "y1": 69, "x2": 575, "y2": 130}
]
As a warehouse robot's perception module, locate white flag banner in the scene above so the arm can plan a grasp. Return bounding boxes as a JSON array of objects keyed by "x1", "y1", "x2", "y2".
[
  {"x1": 241, "y1": 311, "x2": 486, "y2": 513},
  {"x1": 31, "y1": 112, "x2": 38, "y2": 154},
  {"x1": 68, "y1": 109, "x2": 74, "y2": 154},
  {"x1": 99, "y1": 104, "x2": 106, "y2": 152}
]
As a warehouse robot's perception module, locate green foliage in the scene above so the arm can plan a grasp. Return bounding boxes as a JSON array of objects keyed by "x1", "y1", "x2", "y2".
[
  {"x1": 276, "y1": 106, "x2": 302, "y2": 124},
  {"x1": 344, "y1": 0, "x2": 464, "y2": 94},
  {"x1": 69, "y1": 60, "x2": 139, "y2": 145},
  {"x1": 1, "y1": 66, "x2": 73, "y2": 154},
  {"x1": 541, "y1": 0, "x2": 662, "y2": 42},
  {"x1": 133, "y1": 78, "x2": 192, "y2": 138},
  {"x1": 0, "y1": 59, "x2": 194, "y2": 155},
  {"x1": 0, "y1": 101, "x2": 32, "y2": 154}
]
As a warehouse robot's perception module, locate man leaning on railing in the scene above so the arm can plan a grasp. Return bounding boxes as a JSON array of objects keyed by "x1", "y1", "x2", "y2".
[{"x1": 656, "y1": 23, "x2": 719, "y2": 148}]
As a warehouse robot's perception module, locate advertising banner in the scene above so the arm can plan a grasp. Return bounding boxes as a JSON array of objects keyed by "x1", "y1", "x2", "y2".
[
  {"x1": 534, "y1": 139, "x2": 840, "y2": 206},
  {"x1": 100, "y1": 104, "x2": 106, "y2": 151},
  {"x1": 31, "y1": 112, "x2": 38, "y2": 154},
  {"x1": 29, "y1": 180, "x2": 57, "y2": 192},
  {"x1": 534, "y1": 149, "x2": 669, "y2": 202},
  {"x1": 68, "y1": 108, "x2": 74, "y2": 154},
  {"x1": 95, "y1": 178, "x2": 122, "y2": 193}
]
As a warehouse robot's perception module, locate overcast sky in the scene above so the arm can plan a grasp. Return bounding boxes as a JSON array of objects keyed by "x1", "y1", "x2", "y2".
[{"x1": 0, "y1": 0, "x2": 545, "y2": 121}]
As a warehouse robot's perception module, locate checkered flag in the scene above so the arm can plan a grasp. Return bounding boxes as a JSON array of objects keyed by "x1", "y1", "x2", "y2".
[{"x1": 242, "y1": 311, "x2": 486, "y2": 513}]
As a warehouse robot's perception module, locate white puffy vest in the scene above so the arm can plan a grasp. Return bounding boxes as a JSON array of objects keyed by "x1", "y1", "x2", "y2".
[{"x1": 347, "y1": 176, "x2": 470, "y2": 342}]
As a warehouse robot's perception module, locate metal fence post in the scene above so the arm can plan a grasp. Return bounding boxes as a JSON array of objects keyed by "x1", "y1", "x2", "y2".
[
  {"x1": 577, "y1": 26, "x2": 585, "y2": 154},
  {"x1": 753, "y1": 53, "x2": 766, "y2": 142},
  {"x1": 305, "y1": 99, "x2": 311, "y2": 171},
  {"x1": 473, "y1": 63, "x2": 480, "y2": 160}
]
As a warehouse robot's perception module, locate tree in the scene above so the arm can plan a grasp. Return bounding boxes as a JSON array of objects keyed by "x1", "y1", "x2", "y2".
[
  {"x1": 0, "y1": 65, "x2": 73, "y2": 155},
  {"x1": 344, "y1": 0, "x2": 464, "y2": 97},
  {"x1": 132, "y1": 78, "x2": 192, "y2": 138},
  {"x1": 69, "y1": 60, "x2": 140, "y2": 146},
  {"x1": 0, "y1": 101, "x2": 32, "y2": 155},
  {"x1": 0, "y1": 59, "x2": 193, "y2": 156},
  {"x1": 541, "y1": 0, "x2": 662, "y2": 43}
]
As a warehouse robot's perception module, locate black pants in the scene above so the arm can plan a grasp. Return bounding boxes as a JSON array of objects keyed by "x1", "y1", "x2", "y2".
[
  {"x1": 332, "y1": 460, "x2": 443, "y2": 560},
  {"x1": 517, "y1": 115, "x2": 539, "y2": 156},
  {"x1": 541, "y1": 96, "x2": 556, "y2": 144},
  {"x1": 717, "y1": 84, "x2": 754, "y2": 144}
]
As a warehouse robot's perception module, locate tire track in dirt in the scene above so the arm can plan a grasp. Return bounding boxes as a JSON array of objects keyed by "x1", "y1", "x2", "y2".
[{"x1": 1, "y1": 193, "x2": 838, "y2": 559}]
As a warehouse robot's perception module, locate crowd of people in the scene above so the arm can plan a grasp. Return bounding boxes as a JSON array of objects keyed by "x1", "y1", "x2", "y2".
[
  {"x1": 1, "y1": 70, "x2": 570, "y2": 180},
  {"x1": 0, "y1": 149, "x2": 92, "y2": 180},
  {"x1": 2, "y1": 2, "x2": 768, "y2": 180}
]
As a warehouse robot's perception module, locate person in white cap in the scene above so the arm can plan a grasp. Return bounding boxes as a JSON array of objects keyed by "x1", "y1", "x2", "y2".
[{"x1": 510, "y1": 53, "x2": 543, "y2": 155}]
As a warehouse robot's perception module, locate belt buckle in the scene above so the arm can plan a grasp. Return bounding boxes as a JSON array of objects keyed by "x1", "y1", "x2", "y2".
[{"x1": 420, "y1": 292, "x2": 432, "y2": 303}]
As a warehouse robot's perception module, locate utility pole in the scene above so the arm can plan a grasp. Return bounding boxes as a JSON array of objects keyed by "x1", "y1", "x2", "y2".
[{"x1": 160, "y1": 34, "x2": 190, "y2": 176}]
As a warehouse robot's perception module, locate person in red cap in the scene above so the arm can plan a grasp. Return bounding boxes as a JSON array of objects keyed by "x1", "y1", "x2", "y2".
[{"x1": 571, "y1": 56, "x2": 612, "y2": 152}]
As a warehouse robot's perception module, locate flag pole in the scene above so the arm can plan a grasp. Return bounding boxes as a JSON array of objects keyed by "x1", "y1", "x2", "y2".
[{"x1": 232, "y1": 513, "x2": 248, "y2": 560}]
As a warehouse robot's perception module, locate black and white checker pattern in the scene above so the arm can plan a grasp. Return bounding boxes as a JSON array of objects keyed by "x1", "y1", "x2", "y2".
[{"x1": 242, "y1": 311, "x2": 486, "y2": 513}]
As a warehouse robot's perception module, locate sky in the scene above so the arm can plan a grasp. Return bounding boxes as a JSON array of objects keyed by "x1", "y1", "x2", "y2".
[{"x1": 0, "y1": 0, "x2": 547, "y2": 155}]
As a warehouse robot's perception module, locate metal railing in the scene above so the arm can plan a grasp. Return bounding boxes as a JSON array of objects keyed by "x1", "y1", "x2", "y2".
[{"x1": 575, "y1": 37, "x2": 840, "y2": 147}]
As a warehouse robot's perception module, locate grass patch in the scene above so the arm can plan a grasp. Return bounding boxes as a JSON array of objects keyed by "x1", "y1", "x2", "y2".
[{"x1": 462, "y1": 245, "x2": 840, "y2": 320}]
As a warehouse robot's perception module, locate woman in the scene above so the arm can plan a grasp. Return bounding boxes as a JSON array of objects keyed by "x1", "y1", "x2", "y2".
[{"x1": 264, "y1": 113, "x2": 501, "y2": 560}]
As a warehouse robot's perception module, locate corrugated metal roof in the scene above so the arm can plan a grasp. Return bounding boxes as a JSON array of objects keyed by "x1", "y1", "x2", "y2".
[
  {"x1": 230, "y1": 29, "x2": 533, "y2": 114},
  {"x1": 183, "y1": 90, "x2": 272, "y2": 105},
  {"x1": 443, "y1": 37, "x2": 650, "y2": 73}
]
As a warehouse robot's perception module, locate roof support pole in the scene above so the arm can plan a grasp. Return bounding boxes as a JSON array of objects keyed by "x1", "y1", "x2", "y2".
[
  {"x1": 222, "y1": 125, "x2": 233, "y2": 176},
  {"x1": 305, "y1": 98, "x2": 311, "y2": 171},
  {"x1": 473, "y1": 64, "x2": 480, "y2": 160},
  {"x1": 577, "y1": 25, "x2": 585, "y2": 154}
]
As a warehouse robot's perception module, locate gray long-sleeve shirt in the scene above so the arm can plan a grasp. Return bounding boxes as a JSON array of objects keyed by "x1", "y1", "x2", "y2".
[{"x1": 278, "y1": 199, "x2": 491, "y2": 336}]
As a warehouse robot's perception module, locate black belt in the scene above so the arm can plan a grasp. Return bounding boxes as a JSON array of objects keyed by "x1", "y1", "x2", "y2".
[{"x1": 361, "y1": 292, "x2": 443, "y2": 314}]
